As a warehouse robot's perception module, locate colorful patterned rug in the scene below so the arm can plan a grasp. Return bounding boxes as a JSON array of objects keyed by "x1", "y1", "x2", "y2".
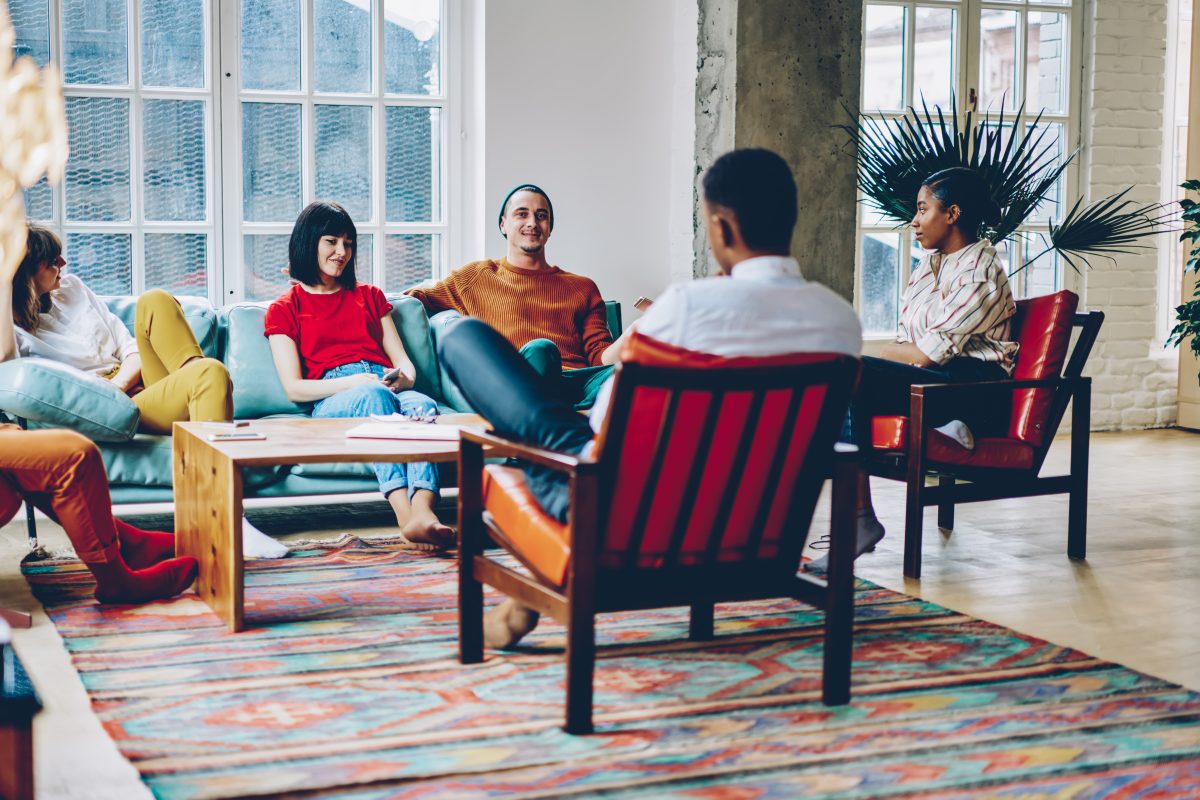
[{"x1": 21, "y1": 536, "x2": 1200, "y2": 799}]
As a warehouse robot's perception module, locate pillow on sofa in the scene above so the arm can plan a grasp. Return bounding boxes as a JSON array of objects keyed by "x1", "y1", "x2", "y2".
[
  {"x1": 0, "y1": 358, "x2": 139, "y2": 441},
  {"x1": 221, "y1": 304, "x2": 313, "y2": 419}
]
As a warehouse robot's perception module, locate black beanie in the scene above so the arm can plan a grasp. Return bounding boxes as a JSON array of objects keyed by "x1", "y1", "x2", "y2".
[{"x1": 498, "y1": 184, "x2": 553, "y2": 237}]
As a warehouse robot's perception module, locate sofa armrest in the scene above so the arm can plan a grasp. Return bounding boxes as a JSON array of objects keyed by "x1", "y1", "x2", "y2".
[
  {"x1": 428, "y1": 311, "x2": 475, "y2": 413},
  {"x1": 0, "y1": 358, "x2": 139, "y2": 442}
]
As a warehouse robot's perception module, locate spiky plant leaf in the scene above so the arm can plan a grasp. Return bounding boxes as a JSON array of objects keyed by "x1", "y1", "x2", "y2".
[{"x1": 1036, "y1": 187, "x2": 1175, "y2": 274}]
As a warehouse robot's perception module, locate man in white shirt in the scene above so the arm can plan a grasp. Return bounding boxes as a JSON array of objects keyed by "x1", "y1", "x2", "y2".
[{"x1": 439, "y1": 148, "x2": 863, "y2": 648}]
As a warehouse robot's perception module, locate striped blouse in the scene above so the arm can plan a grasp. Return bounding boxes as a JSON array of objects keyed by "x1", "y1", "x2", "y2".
[{"x1": 897, "y1": 238, "x2": 1019, "y2": 374}]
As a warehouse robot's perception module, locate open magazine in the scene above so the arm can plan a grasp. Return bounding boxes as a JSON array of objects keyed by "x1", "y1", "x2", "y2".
[{"x1": 345, "y1": 414, "x2": 470, "y2": 441}]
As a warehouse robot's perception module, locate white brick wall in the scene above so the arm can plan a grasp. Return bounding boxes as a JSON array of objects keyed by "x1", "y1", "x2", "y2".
[{"x1": 1082, "y1": 0, "x2": 1177, "y2": 430}]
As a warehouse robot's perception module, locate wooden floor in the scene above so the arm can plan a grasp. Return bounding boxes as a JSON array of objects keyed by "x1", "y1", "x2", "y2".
[{"x1": 0, "y1": 427, "x2": 1197, "y2": 798}]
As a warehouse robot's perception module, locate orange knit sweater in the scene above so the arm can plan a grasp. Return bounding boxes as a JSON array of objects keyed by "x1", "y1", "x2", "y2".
[{"x1": 406, "y1": 259, "x2": 613, "y2": 369}]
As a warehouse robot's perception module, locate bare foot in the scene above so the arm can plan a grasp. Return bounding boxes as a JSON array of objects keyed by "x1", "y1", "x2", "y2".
[
  {"x1": 399, "y1": 511, "x2": 456, "y2": 551},
  {"x1": 484, "y1": 599, "x2": 541, "y2": 649}
]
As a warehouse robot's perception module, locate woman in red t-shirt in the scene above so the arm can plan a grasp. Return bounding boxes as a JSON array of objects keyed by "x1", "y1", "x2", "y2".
[{"x1": 264, "y1": 202, "x2": 452, "y2": 550}]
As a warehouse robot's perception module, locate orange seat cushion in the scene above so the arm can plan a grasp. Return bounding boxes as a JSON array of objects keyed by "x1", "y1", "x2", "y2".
[
  {"x1": 481, "y1": 464, "x2": 571, "y2": 588},
  {"x1": 871, "y1": 415, "x2": 1034, "y2": 470}
]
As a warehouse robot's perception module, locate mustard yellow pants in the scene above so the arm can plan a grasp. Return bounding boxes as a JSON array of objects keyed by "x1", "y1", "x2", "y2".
[{"x1": 129, "y1": 289, "x2": 232, "y2": 434}]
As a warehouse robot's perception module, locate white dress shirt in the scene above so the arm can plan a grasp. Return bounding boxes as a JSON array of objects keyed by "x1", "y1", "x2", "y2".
[
  {"x1": 589, "y1": 255, "x2": 863, "y2": 432},
  {"x1": 14, "y1": 274, "x2": 138, "y2": 375}
]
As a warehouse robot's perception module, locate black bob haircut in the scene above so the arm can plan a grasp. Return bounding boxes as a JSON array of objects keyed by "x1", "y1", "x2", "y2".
[
  {"x1": 288, "y1": 201, "x2": 358, "y2": 289},
  {"x1": 702, "y1": 148, "x2": 797, "y2": 252},
  {"x1": 498, "y1": 184, "x2": 554, "y2": 237}
]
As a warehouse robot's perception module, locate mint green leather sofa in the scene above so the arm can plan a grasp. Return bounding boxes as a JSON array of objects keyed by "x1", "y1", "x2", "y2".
[{"x1": 0, "y1": 296, "x2": 622, "y2": 505}]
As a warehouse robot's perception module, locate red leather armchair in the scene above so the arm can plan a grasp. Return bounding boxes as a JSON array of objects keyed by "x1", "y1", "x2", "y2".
[
  {"x1": 868, "y1": 290, "x2": 1104, "y2": 578},
  {"x1": 457, "y1": 338, "x2": 862, "y2": 734}
]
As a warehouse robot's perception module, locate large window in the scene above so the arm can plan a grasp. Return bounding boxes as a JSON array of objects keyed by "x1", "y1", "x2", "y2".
[
  {"x1": 12, "y1": 0, "x2": 451, "y2": 303},
  {"x1": 858, "y1": 0, "x2": 1080, "y2": 337}
]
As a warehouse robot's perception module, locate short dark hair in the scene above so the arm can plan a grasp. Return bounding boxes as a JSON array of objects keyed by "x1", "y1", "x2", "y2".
[
  {"x1": 288, "y1": 201, "x2": 358, "y2": 289},
  {"x1": 498, "y1": 184, "x2": 554, "y2": 236},
  {"x1": 921, "y1": 167, "x2": 1001, "y2": 237},
  {"x1": 702, "y1": 148, "x2": 797, "y2": 252}
]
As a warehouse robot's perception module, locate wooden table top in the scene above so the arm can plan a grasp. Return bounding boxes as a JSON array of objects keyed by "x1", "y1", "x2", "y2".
[{"x1": 173, "y1": 414, "x2": 489, "y2": 467}]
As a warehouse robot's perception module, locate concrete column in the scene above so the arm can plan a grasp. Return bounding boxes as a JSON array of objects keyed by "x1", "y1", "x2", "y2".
[{"x1": 693, "y1": 0, "x2": 862, "y2": 299}]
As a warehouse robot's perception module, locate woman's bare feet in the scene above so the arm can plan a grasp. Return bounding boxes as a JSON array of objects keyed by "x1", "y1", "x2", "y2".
[
  {"x1": 390, "y1": 488, "x2": 455, "y2": 551},
  {"x1": 484, "y1": 598, "x2": 541, "y2": 649}
]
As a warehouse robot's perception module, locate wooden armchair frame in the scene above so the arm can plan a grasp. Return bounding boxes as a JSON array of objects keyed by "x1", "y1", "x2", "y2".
[
  {"x1": 457, "y1": 357, "x2": 862, "y2": 734},
  {"x1": 869, "y1": 309, "x2": 1104, "y2": 579}
]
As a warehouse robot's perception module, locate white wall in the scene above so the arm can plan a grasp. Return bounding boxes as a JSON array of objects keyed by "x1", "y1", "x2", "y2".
[
  {"x1": 1082, "y1": 0, "x2": 1178, "y2": 428},
  {"x1": 483, "y1": 0, "x2": 698, "y2": 313}
]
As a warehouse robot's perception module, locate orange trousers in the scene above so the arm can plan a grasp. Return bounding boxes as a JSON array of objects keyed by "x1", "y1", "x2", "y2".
[{"x1": 0, "y1": 424, "x2": 121, "y2": 564}]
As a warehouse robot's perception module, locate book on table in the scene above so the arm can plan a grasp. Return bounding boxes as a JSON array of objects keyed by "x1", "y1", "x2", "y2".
[{"x1": 344, "y1": 416, "x2": 467, "y2": 441}]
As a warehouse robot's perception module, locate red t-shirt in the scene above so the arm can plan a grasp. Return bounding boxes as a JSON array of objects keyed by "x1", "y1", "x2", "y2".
[{"x1": 263, "y1": 283, "x2": 393, "y2": 380}]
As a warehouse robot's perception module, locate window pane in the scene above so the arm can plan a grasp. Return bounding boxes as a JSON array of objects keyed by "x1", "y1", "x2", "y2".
[
  {"x1": 1025, "y1": 122, "x2": 1063, "y2": 223},
  {"x1": 979, "y1": 9, "x2": 1019, "y2": 112},
  {"x1": 1025, "y1": 247, "x2": 1059, "y2": 299},
  {"x1": 315, "y1": 105, "x2": 372, "y2": 222},
  {"x1": 65, "y1": 233, "x2": 132, "y2": 295},
  {"x1": 24, "y1": 178, "x2": 53, "y2": 220},
  {"x1": 62, "y1": 0, "x2": 128, "y2": 85},
  {"x1": 863, "y1": 5, "x2": 905, "y2": 111},
  {"x1": 66, "y1": 97, "x2": 131, "y2": 221},
  {"x1": 241, "y1": 0, "x2": 299, "y2": 91},
  {"x1": 861, "y1": 233, "x2": 901, "y2": 336},
  {"x1": 315, "y1": 0, "x2": 371, "y2": 93},
  {"x1": 143, "y1": 99, "x2": 207, "y2": 221},
  {"x1": 384, "y1": 0, "x2": 441, "y2": 95},
  {"x1": 995, "y1": 237, "x2": 1022, "y2": 293},
  {"x1": 243, "y1": 234, "x2": 290, "y2": 301},
  {"x1": 10, "y1": 0, "x2": 50, "y2": 65},
  {"x1": 913, "y1": 7, "x2": 955, "y2": 110},
  {"x1": 242, "y1": 103, "x2": 302, "y2": 223},
  {"x1": 142, "y1": 0, "x2": 205, "y2": 88},
  {"x1": 355, "y1": 233, "x2": 374, "y2": 284},
  {"x1": 144, "y1": 233, "x2": 208, "y2": 295},
  {"x1": 385, "y1": 106, "x2": 439, "y2": 222},
  {"x1": 384, "y1": 234, "x2": 437, "y2": 290},
  {"x1": 1027, "y1": 12, "x2": 1067, "y2": 114}
]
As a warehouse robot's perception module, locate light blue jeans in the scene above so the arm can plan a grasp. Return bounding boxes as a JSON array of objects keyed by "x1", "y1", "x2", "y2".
[{"x1": 313, "y1": 361, "x2": 440, "y2": 500}]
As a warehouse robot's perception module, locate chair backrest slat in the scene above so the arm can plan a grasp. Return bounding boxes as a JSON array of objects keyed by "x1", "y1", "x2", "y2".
[{"x1": 594, "y1": 353, "x2": 859, "y2": 575}]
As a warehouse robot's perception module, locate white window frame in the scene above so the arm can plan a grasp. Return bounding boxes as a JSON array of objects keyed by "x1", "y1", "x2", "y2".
[
  {"x1": 856, "y1": 0, "x2": 1084, "y2": 344},
  {"x1": 28, "y1": 0, "x2": 462, "y2": 305}
]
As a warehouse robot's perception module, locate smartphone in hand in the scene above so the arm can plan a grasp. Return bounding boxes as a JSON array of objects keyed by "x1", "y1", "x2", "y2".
[
  {"x1": 634, "y1": 296, "x2": 654, "y2": 311},
  {"x1": 382, "y1": 366, "x2": 405, "y2": 384}
]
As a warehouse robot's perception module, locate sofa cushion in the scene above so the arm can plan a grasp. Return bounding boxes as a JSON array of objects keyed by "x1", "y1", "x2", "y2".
[
  {"x1": 428, "y1": 311, "x2": 474, "y2": 412},
  {"x1": 103, "y1": 295, "x2": 219, "y2": 357},
  {"x1": 387, "y1": 294, "x2": 443, "y2": 402},
  {"x1": 0, "y1": 358, "x2": 139, "y2": 442},
  {"x1": 221, "y1": 304, "x2": 313, "y2": 419},
  {"x1": 98, "y1": 434, "x2": 289, "y2": 489}
]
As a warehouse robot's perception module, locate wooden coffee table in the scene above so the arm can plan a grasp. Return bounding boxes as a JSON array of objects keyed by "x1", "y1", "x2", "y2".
[{"x1": 172, "y1": 415, "x2": 484, "y2": 631}]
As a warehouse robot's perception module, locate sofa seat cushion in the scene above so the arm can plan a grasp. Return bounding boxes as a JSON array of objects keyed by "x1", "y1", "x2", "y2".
[
  {"x1": 0, "y1": 358, "x2": 139, "y2": 442},
  {"x1": 482, "y1": 464, "x2": 570, "y2": 588},
  {"x1": 98, "y1": 435, "x2": 289, "y2": 489},
  {"x1": 871, "y1": 415, "x2": 1035, "y2": 470},
  {"x1": 290, "y1": 461, "x2": 376, "y2": 479}
]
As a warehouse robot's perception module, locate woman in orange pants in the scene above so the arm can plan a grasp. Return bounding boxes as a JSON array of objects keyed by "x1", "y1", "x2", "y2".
[{"x1": 0, "y1": 424, "x2": 196, "y2": 604}]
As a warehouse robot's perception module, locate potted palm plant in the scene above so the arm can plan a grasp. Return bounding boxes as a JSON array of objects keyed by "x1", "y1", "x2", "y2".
[
  {"x1": 1168, "y1": 179, "x2": 1200, "y2": 376},
  {"x1": 846, "y1": 98, "x2": 1172, "y2": 277}
]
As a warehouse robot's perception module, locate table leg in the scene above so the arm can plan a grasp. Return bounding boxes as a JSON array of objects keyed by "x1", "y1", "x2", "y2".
[{"x1": 173, "y1": 429, "x2": 245, "y2": 631}]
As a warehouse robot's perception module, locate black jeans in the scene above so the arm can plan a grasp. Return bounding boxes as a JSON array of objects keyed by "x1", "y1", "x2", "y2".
[
  {"x1": 844, "y1": 355, "x2": 1010, "y2": 449},
  {"x1": 439, "y1": 318, "x2": 594, "y2": 523}
]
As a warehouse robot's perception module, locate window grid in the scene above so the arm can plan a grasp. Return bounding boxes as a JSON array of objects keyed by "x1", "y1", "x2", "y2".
[
  {"x1": 18, "y1": 0, "x2": 452, "y2": 304},
  {"x1": 857, "y1": 0, "x2": 1080, "y2": 337}
]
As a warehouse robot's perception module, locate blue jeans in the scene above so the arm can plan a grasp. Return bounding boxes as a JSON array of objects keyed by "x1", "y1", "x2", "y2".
[{"x1": 312, "y1": 361, "x2": 440, "y2": 500}]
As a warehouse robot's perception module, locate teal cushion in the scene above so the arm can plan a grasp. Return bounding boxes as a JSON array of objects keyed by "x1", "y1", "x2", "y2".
[
  {"x1": 103, "y1": 295, "x2": 219, "y2": 358},
  {"x1": 0, "y1": 358, "x2": 139, "y2": 442},
  {"x1": 98, "y1": 434, "x2": 288, "y2": 490},
  {"x1": 428, "y1": 311, "x2": 474, "y2": 413},
  {"x1": 221, "y1": 304, "x2": 312, "y2": 419},
  {"x1": 385, "y1": 294, "x2": 442, "y2": 401}
]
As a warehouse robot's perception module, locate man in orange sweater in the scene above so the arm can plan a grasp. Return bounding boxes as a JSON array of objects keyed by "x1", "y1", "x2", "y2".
[{"x1": 405, "y1": 185, "x2": 616, "y2": 409}]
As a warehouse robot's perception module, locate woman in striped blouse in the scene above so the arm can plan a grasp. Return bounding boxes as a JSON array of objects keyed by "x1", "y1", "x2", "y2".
[{"x1": 808, "y1": 167, "x2": 1017, "y2": 574}]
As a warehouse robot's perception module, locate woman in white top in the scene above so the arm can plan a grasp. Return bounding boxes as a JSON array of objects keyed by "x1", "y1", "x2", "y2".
[
  {"x1": 3, "y1": 225, "x2": 287, "y2": 559},
  {"x1": 807, "y1": 167, "x2": 1017, "y2": 575},
  {"x1": 5, "y1": 225, "x2": 232, "y2": 433}
]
